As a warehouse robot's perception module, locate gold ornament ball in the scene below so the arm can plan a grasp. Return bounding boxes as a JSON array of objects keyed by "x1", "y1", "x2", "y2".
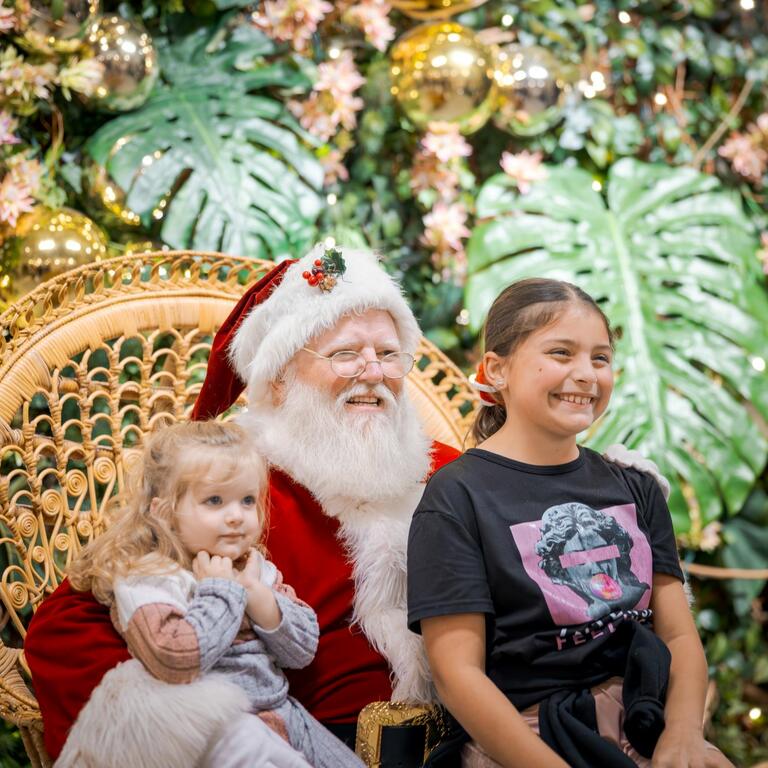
[
  {"x1": 390, "y1": 0, "x2": 488, "y2": 21},
  {"x1": 82, "y1": 154, "x2": 143, "y2": 231},
  {"x1": 81, "y1": 15, "x2": 159, "y2": 112},
  {"x1": 493, "y1": 45, "x2": 573, "y2": 137},
  {"x1": 390, "y1": 22, "x2": 497, "y2": 135},
  {"x1": 12, "y1": 207, "x2": 108, "y2": 296},
  {"x1": 20, "y1": 0, "x2": 100, "y2": 55}
]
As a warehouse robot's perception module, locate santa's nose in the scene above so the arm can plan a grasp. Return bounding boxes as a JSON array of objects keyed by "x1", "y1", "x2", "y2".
[{"x1": 356, "y1": 355, "x2": 385, "y2": 384}]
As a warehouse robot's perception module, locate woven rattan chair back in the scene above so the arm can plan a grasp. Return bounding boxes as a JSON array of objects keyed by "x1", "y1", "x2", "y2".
[{"x1": 0, "y1": 251, "x2": 478, "y2": 767}]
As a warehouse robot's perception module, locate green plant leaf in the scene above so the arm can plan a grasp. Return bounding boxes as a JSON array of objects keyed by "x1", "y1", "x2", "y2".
[
  {"x1": 720, "y1": 515, "x2": 768, "y2": 615},
  {"x1": 84, "y1": 23, "x2": 323, "y2": 259},
  {"x1": 466, "y1": 159, "x2": 768, "y2": 532}
]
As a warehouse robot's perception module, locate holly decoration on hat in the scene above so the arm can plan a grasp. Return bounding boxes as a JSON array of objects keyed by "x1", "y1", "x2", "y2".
[{"x1": 301, "y1": 247, "x2": 347, "y2": 292}]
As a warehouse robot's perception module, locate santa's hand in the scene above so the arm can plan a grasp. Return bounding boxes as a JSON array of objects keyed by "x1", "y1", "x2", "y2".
[
  {"x1": 602, "y1": 444, "x2": 671, "y2": 500},
  {"x1": 193, "y1": 551, "x2": 235, "y2": 581}
]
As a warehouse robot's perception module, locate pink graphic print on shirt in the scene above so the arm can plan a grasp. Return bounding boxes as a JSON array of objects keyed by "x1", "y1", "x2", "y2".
[{"x1": 510, "y1": 502, "x2": 652, "y2": 625}]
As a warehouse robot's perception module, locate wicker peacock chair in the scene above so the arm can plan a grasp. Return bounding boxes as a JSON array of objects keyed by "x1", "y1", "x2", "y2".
[{"x1": 0, "y1": 250, "x2": 479, "y2": 767}]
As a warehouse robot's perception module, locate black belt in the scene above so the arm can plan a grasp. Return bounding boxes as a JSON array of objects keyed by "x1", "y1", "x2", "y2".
[{"x1": 322, "y1": 715, "x2": 464, "y2": 768}]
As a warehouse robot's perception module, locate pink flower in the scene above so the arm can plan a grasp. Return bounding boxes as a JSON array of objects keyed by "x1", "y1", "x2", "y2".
[
  {"x1": 343, "y1": 0, "x2": 395, "y2": 51},
  {"x1": 315, "y1": 50, "x2": 366, "y2": 103},
  {"x1": 252, "y1": 0, "x2": 333, "y2": 53},
  {"x1": 500, "y1": 150, "x2": 548, "y2": 194},
  {"x1": 0, "y1": 173, "x2": 35, "y2": 227},
  {"x1": 411, "y1": 153, "x2": 459, "y2": 201},
  {"x1": 0, "y1": 47, "x2": 57, "y2": 108},
  {"x1": 410, "y1": 122, "x2": 472, "y2": 202},
  {"x1": 756, "y1": 113, "x2": 768, "y2": 135},
  {"x1": 0, "y1": 5, "x2": 15, "y2": 32},
  {"x1": 289, "y1": 96, "x2": 337, "y2": 141},
  {"x1": 421, "y1": 201, "x2": 470, "y2": 282},
  {"x1": 422, "y1": 122, "x2": 472, "y2": 164},
  {"x1": 0, "y1": 111, "x2": 19, "y2": 145},
  {"x1": 320, "y1": 148, "x2": 349, "y2": 185},
  {"x1": 9, "y1": 156, "x2": 42, "y2": 193},
  {"x1": 421, "y1": 202, "x2": 471, "y2": 254},
  {"x1": 698, "y1": 521, "x2": 722, "y2": 553},
  {"x1": 719, "y1": 133, "x2": 768, "y2": 183},
  {"x1": 289, "y1": 51, "x2": 365, "y2": 141}
]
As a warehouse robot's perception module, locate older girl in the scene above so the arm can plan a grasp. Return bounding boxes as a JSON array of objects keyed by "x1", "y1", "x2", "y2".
[{"x1": 408, "y1": 279, "x2": 732, "y2": 768}]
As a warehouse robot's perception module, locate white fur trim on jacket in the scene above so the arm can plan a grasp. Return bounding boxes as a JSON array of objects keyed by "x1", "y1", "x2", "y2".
[
  {"x1": 324, "y1": 487, "x2": 436, "y2": 705},
  {"x1": 228, "y1": 245, "x2": 421, "y2": 406},
  {"x1": 54, "y1": 660, "x2": 250, "y2": 768}
]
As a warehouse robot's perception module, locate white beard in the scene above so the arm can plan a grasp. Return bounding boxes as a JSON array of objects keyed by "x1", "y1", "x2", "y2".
[
  {"x1": 239, "y1": 378, "x2": 436, "y2": 703},
  {"x1": 243, "y1": 378, "x2": 431, "y2": 507}
]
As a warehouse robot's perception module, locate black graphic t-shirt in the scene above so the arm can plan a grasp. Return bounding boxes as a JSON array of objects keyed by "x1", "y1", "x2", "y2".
[{"x1": 407, "y1": 447, "x2": 683, "y2": 709}]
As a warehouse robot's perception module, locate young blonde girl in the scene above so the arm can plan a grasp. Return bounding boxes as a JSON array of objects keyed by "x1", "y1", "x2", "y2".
[
  {"x1": 66, "y1": 420, "x2": 363, "y2": 768},
  {"x1": 407, "y1": 279, "x2": 733, "y2": 768}
]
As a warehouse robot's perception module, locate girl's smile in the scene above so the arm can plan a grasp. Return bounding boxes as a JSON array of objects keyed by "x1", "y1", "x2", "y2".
[{"x1": 552, "y1": 392, "x2": 597, "y2": 406}]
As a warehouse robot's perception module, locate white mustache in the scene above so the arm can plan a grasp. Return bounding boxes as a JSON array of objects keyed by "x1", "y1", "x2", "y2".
[{"x1": 336, "y1": 383, "x2": 398, "y2": 410}]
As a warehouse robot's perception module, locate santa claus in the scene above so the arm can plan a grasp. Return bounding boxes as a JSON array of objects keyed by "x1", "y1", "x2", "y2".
[{"x1": 25, "y1": 246, "x2": 665, "y2": 766}]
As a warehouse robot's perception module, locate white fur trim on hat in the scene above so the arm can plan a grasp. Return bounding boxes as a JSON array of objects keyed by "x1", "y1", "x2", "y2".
[{"x1": 229, "y1": 245, "x2": 421, "y2": 405}]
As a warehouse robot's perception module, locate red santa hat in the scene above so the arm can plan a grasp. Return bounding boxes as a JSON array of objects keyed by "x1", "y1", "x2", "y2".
[{"x1": 192, "y1": 245, "x2": 421, "y2": 420}]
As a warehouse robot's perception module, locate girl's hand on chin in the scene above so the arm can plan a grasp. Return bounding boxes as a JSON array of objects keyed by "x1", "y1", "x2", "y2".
[
  {"x1": 234, "y1": 548, "x2": 262, "y2": 591},
  {"x1": 193, "y1": 551, "x2": 235, "y2": 581}
]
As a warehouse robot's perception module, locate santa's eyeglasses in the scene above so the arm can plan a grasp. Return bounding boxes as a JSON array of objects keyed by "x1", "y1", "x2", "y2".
[{"x1": 301, "y1": 348, "x2": 415, "y2": 379}]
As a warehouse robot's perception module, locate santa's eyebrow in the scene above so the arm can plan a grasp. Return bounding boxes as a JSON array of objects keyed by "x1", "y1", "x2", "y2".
[{"x1": 318, "y1": 339, "x2": 401, "y2": 351}]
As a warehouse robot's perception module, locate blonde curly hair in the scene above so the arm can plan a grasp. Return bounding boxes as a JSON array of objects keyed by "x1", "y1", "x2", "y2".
[{"x1": 68, "y1": 420, "x2": 269, "y2": 605}]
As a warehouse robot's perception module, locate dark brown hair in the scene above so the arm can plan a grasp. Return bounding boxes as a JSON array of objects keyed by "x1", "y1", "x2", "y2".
[{"x1": 472, "y1": 278, "x2": 613, "y2": 443}]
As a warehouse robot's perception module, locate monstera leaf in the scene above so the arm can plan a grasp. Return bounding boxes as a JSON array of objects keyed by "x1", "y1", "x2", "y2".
[
  {"x1": 84, "y1": 23, "x2": 324, "y2": 259},
  {"x1": 466, "y1": 159, "x2": 768, "y2": 534}
]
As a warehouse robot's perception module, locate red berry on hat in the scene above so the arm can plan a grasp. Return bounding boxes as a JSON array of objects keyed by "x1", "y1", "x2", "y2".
[
  {"x1": 314, "y1": 259, "x2": 323, "y2": 267},
  {"x1": 302, "y1": 271, "x2": 311, "y2": 279}
]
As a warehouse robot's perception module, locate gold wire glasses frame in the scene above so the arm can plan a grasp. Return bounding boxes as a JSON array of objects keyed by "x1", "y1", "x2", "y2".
[{"x1": 301, "y1": 348, "x2": 415, "y2": 379}]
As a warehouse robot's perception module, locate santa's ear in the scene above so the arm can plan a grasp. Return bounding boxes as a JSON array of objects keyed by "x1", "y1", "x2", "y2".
[{"x1": 270, "y1": 376, "x2": 285, "y2": 407}]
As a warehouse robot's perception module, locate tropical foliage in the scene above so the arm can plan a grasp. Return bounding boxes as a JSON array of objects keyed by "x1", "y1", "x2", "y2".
[
  {"x1": 467, "y1": 160, "x2": 768, "y2": 534},
  {"x1": 83, "y1": 23, "x2": 324, "y2": 258}
]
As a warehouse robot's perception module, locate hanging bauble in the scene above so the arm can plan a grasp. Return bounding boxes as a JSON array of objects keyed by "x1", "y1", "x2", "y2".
[
  {"x1": 493, "y1": 45, "x2": 574, "y2": 137},
  {"x1": 19, "y1": 0, "x2": 100, "y2": 55},
  {"x1": 11, "y1": 207, "x2": 108, "y2": 296},
  {"x1": 81, "y1": 154, "x2": 143, "y2": 231},
  {"x1": 390, "y1": 0, "x2": 488, "y2": 20},
  {"x1": 390, "y1": 22, "x2": 497, "y2": 135},
  {"x1": 80, "y1": 15, "x2": 159, "y2": 112}
]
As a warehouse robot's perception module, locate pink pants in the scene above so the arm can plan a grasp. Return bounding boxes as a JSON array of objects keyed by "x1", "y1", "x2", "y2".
[{"x1": 461, "y1": 677, "x2": 723, "y2": 767}]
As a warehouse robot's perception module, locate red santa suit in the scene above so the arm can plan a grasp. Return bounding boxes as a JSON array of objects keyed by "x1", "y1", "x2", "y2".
[{"x1": 26, "y1": 442, "x2": 459, "y2": 760}]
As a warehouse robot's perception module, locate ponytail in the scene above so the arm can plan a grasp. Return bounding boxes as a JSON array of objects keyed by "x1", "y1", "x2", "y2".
[{"x1": 472, "y1": 403, "x2": 507, "y2": 443}]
